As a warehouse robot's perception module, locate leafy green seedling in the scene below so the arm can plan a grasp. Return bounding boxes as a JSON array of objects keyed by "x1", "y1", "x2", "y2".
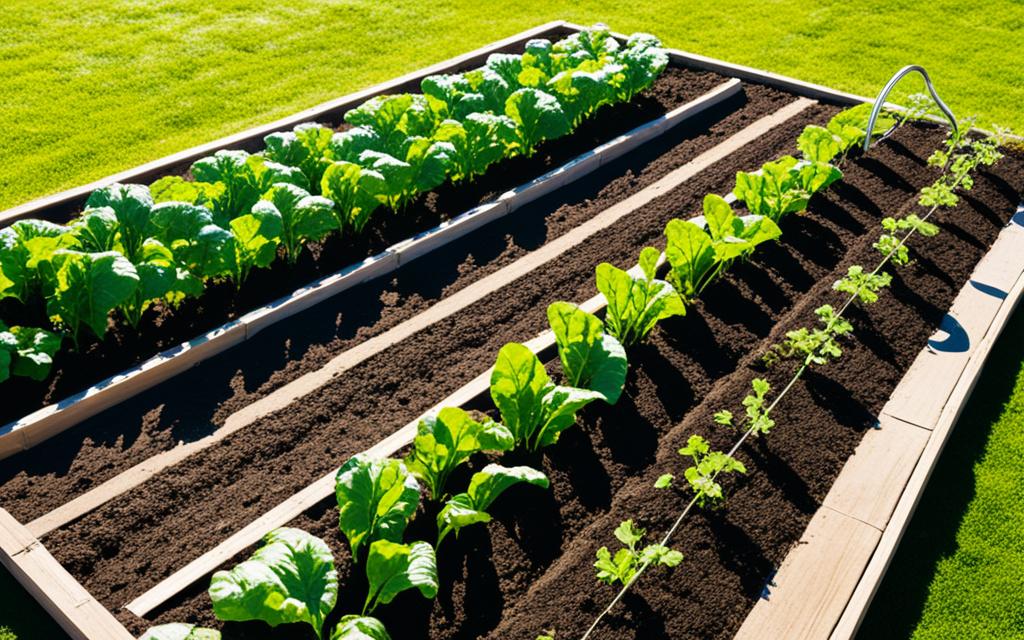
[{"x1": 594, "y1": 519, "x2": 683, "y2": 586}]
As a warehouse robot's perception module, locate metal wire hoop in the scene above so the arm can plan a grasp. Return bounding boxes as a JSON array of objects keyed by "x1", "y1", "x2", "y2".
[{"x1": 864, "y1": 65, "x2": 958, "y2": 153}]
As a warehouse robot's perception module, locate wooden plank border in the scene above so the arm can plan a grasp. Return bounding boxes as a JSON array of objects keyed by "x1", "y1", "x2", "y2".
[
  {"x1": 734, "y1": 213, "x2": 1024, "y2": 639},
  {"x1": 0, "y1": 78, "x2": 744, "y2": 461},
  {"x1": 27, "y1": 99, "x2": 814, "y2": 541},
  {"x1": 0, "y1": 508, "x2": 134, "y2": 640}
]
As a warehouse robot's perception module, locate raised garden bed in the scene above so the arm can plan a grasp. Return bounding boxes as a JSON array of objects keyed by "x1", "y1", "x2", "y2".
[{"x1": 1, "y1": 20, "x2": 1022, "y2": 640}]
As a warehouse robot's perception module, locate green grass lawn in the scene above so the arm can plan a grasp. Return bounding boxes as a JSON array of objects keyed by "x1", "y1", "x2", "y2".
[
  {"x1": 857, "y1": 306, "x2": 1024, "y2": 640},
  {"x1": 2, "y1": 0, "x2": 1023, "y2": 211},
  {"x1": 1, "y1": 2, "x2": 1023, "y2": 639}
]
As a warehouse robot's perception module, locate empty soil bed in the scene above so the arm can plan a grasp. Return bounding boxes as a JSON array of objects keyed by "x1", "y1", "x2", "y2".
[
  {"x1": 0, "y1": 64, "x2": 733, "y2": 426},
  {"x1": 0, "y1": 78, "x2": 799, "y2": 515},
  {"x1": 123, "y1": 125, "x2": 1024, "y2": 638}
]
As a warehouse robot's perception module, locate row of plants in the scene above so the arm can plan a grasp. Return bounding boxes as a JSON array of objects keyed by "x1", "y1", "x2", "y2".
[
  {"x1": 577, "y1": 109, "x2": 1009, "y2": 639},
  {"x1": 138, "y1": 101, "x2": 886, "y2": 640},
  {"x1": 0, "y1": 25, "x2": 669, "y2": 389}
]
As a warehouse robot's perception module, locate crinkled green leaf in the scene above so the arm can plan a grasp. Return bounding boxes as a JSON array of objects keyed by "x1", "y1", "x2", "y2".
[
  {"x1": 0, "y1": 324, "x2": 61, "y2": 382},
  {"x1": 433, "y1": 113, "x2": 517, "y2": 182},
  {"x1": 437, "y1": 463, "x2": 548, "y2": 544},
  {"x1": 596, "y1": 251, "x2": 685, "y2": 347},
  {"x1": 68, "y1": 207, "x2": 119, "y2": 252},
  {"x1": 664, "y1": 218, "x2": 716, "y2": 299},
  {"x1": 321, "y1": 161, "x2": 386, "y2": 235},
  {"x1": 327, "y1": 127, "x2": 382, "y2": 164},
  {"x1": 797, "y1": 125, "x2": 842, "y2": 164},
  {"x1": 335, "y1": 455, "x2": 421, "y2": 559},
  {"x1": 226, "y1": 201, "x2": 282, "y2": 285},
  {"x1": 363, "y1": 540, "x2": 438, "y2": 615},
  {"x1": 262, "y1": 183, "x2": 336, "y2": 262},
  {"x1": 546, "y1": 301, "x2": 627, "y2": 403},
  {"x1": 150, "y1": 176, "x2": 226, "y2": 212},
  {"x1": 120, "y1": 238, "x2": 202, "y2": 326},
  {"x1": 46, "y1": 250, "x2": 139, "y2": 344},
  {"x1": 404, "y1": 406, "x2": 514, "y2": 500},
  {"x1": 209, "y1": 527, "x2": 338, "y2": 638},
  {"x1": 505, "y1": 88, "x2": 571, "y2": 157},
  {"x1": 85, "y1": 183, "x2": 154, "y2": 260},
  {"x1": 330, "y1": 615, "x2": 391, "y2": 640}
]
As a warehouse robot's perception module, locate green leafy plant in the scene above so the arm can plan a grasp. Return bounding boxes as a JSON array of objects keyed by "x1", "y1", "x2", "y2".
[
  {"x1": 404, "y1": 406, "x2": 514, "y2": 500},
  {"x1": 0, "y1": 322, "x2": 62, "y2": 383},
  {"x1": 320, "y1": 161, "x2": 386, "y2": 236},
  {"x1": 655, "y1": 434, "x2": 747, "y2": 507},
  {"x1": 261, "y1": 183, "x2": 336, "y2": 263},
  {"x1": 344, "y1": 93, "x2": 443, "y2": 157},
  {"x1": 437, "y1": 463, "x2": 548, "y2": 545},
  {"x1": 764, "y1": 304, "x2": 853, "y2": 367},
  {"x1": 139, "y1": 624, "x2": 221, "y2": 640},
  {"x1": 330, "y1": 616, "x2": 391, "y2": 640},
  {"x1": 84, "y1": 183, "x2": 154, "y2": 262},
  {"x1": 118, "y1": 238, "x2": 202, "y2": 327},
  {"x1": 362, "y1": 540, "x2": 438, "y2": 615},
  {"x1": 505, "y1": 88, "x2": 572, "y2": 157},
  {"x1": 181, "y1": 150, "x2": 307, "y2": 224},
  {"x1": 224, "y1": 201, "x2": 284, "y2": 286},
  {"x1": 433, "y1": 113, "x2": 517, "y2": 182},
  {"x1": 209, "y1": 527, "x2": 338, "y2": 639},
  {"x1": 0, "y1": 219, "x2": 76, "y2": 303},
  {"x1": 44, "y1": 250, "x2": 139, "y2": 346},
  {"x1": 489, "y1": 342, "x2": 604, "y2": 451},
  {"x1": 263, "y1": 123, "x2": 335, "y2": 192},
  {"x1": 712, "y1": 379, "x2": 776, "y2": 436},
  {"x1": 594, "y1": 519, "x2": 682, "y2": 586},
  {"x1": 335, "y1": 455, "x2": 421, "y2": 560},
  {"x1": 546, "y1": 301, "x2": 628, "y2": 403},
  {"x1": 833, "y1": 265, "x2": 892, "y2": 304},
  {"x1": 596, "y1": 247, "x2": 686, "y2": 347}
]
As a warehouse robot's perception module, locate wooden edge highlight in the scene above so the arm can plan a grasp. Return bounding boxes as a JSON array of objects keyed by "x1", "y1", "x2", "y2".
[
  {"x1": 731, "y1": 215, "x2": 1024, "y2": 640},
  {"x1": 0, "y1": 21, "x2": 576, "y2": 226},
  {"x1": 829, "y1": 220, "x2": 1024, "y2": 640},
  {"x1": 0, "y1": 79, "x2": 744, "y2": 462},
  {"x1": 0, "y1": 509, "x2": 134, "y2": 640},
  {"x1": 27, "y1": 98, "x2": 804, "y2": 541}
]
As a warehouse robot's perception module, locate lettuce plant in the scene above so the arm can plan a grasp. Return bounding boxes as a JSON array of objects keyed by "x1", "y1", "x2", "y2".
[
  {"x1": 594, "y1": 519, "x2": 682, "y2": 586},
  {"x1": 613, "y1": 34, "x2": 669, "y2": 101},
  {"x1": 505, "y1": 88, "x2": 571, "y2": 157},
  {"x1": 344, "y1": 94, "x2": 443, "y2": 157},
  {"x1": 433, "y1": 113, "x2": 517, "y2": 183},
  {"x1": 0, "y1": 322, "x2": 62, "y2": 383},
  {"x1": 117, "y1": 238, "x2": 202, "y2": 327},
  {"x1": 437, "y1": 464, "x2": 549, "y2": 545},
  {"x1": 546, "y1": 302, "x2": 628, "y2": 403},
  {"x1": 489, "y1": 342, "x2": 604, "y2": 450},
  {"x1": 45, "y1": 250, "x2": 139, "y2": 346},
  {"x1": 546, "y1": 61, "x2": 623, "y2": 127},
  {"x1": 331, "y1": 616, "x2": 391, "y2": 640},
  {"x1": 139, "y1": 624, "x2": 221, "y2": 640},
  {"x1": 261, "y1": 183, "x2": 336, "y2": 263},
  {"x1": 0, "y1": 219, "x2": 76, "y2": 303},
  {"x1": 225, "y1": 201, "x2": 283, "y2": 286},
  {"x1": 420, "y1": 73, "x2": 487, "y2": 121},
  {"x1": 335, "y1": 455, "x2": 421, "y2": 559},
  {"x1": 363, "y1": 540, "x2": 438, "y2": 615},
  {"x1": 596, "y1": 247, "x2": 686, "y2": 347},
  {"x1": 357, "y1": 137, "x2": 452, "y2": 211},
  {"x1": 209, "y1": 527, "x2": 338, "y2": 639},
  {"x1": 84, "y1": 183, "x2": 155, "y2": 262},
  {"x1": 321, "y1": 161, "x2": 386, "y2": 235},
  {"x1": 264, "y1": 123, "x2": 334, "y2": 192},
  {"x1": 405, "y1": 407, "x2": 514, "y2": 500}
]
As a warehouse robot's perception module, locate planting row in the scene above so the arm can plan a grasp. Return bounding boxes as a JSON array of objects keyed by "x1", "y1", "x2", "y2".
[
  {"x1": 0, "y1": 25, "x2": 667, "y2": 388},
  {"x1": 134, "y1": 104, "x2": 880, "y2": 639}
]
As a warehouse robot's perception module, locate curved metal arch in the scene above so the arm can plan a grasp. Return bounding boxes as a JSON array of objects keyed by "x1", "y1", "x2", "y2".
[{"x1": 864, "y1": 65, "x2": 958, "y2": 153}]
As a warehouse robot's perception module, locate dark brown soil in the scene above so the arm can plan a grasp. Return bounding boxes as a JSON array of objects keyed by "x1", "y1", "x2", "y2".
[
  {"x1": 121, "y1": 125, "x2": 1024, "y2": 639},
  {"x1": 0, "y1": 65, "x2": 731, "y2": 426},
  {"x1": 0, "y1": 79, "x2": 798, "y2": 517}
]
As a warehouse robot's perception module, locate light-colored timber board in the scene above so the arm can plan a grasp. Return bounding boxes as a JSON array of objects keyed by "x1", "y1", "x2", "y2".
[
  {"x1": 0, "y1": 79, "x2": 743, "y2": 462},
  {"x1": 734, "y1": 506, "x2": 882, "y2": 640},
  {"x1": 735, "y1": 214, "x2": 1024, "y2": 640},
  {"x1": 28, "y1": 98, "x2": 809, "y2": 540},
  {"x1": 0, "y1": 21, "x2": 575, "y2": 227},
  {"x1": 831, "y1": 221, "x2": 1024, "y2": 640},
  {"x1": 0, "y1": 509, "x2": 134, "y2": 640}
]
